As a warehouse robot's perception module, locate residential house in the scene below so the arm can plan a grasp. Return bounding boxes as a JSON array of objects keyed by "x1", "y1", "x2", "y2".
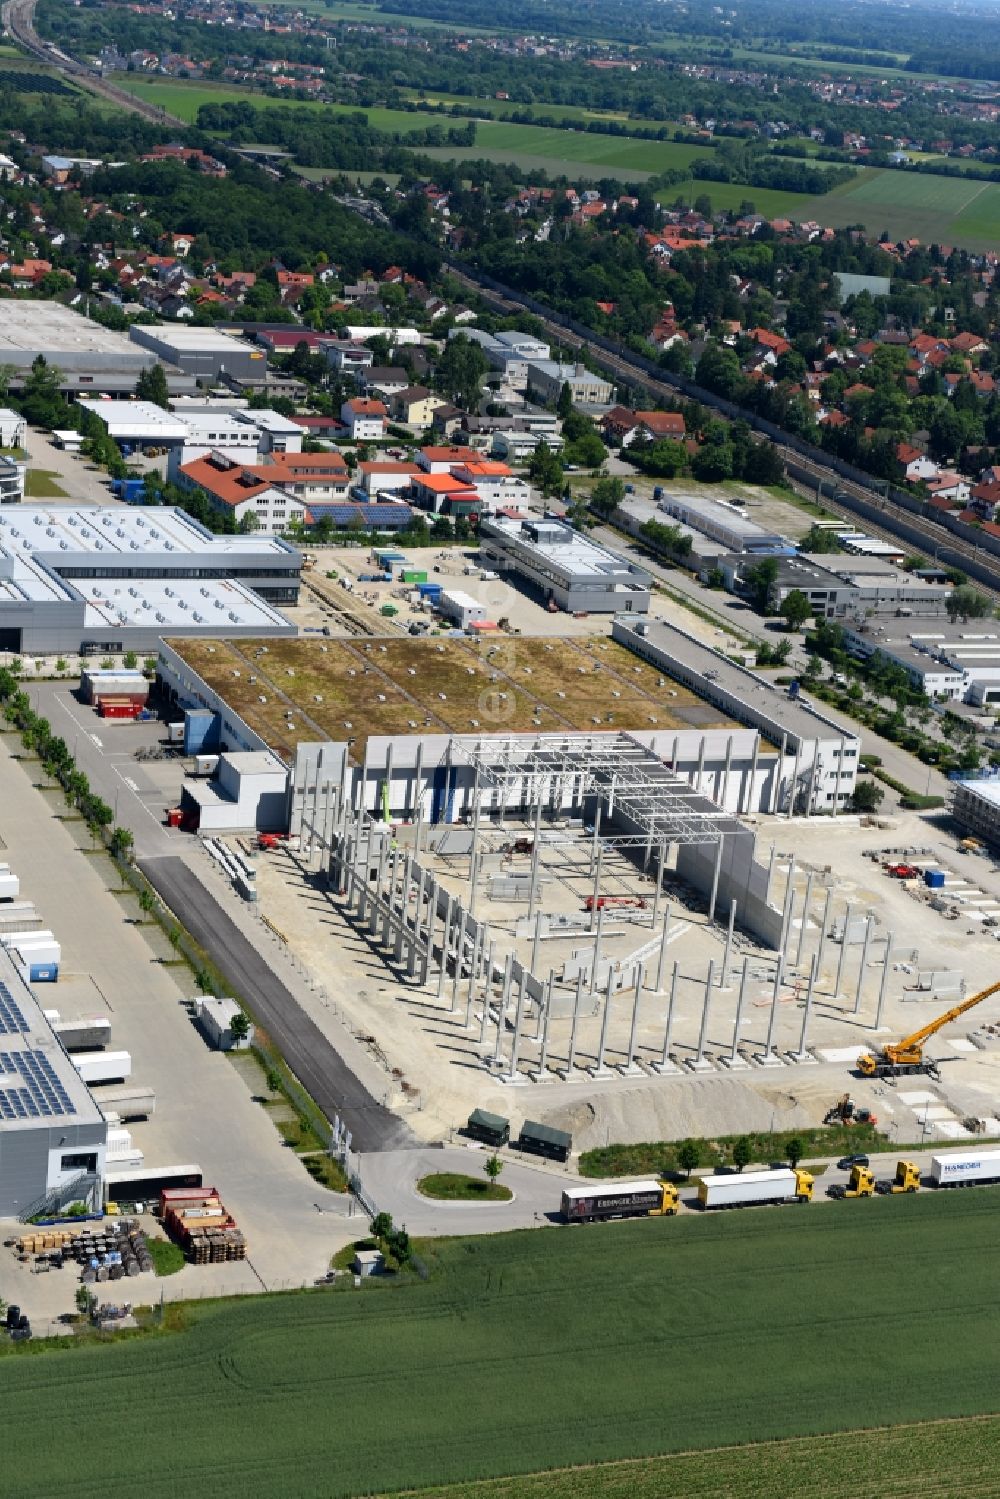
[
  {"x1": 390, "y1": 386, "x2": 445, "y2": 427},
  {"x1": 340, "y1": 398, "x2": 386, "y2": 441},
  {"x1": 175, "y1": 451, "x2": 307, "y2": 534}
]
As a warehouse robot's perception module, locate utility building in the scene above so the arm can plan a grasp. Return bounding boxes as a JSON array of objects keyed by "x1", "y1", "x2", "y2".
[{"x1": 479, "y1": 516, "x2": 652, "y2": 614}]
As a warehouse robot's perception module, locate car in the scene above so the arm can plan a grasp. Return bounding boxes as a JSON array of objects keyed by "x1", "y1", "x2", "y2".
[{"x1": 837, "y1": 1153, "x2": 870, "y2": 1170}]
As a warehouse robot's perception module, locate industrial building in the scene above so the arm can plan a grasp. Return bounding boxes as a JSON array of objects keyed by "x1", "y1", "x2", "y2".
[
  {"x1": 656, "y1": 492, "x2": 790, "y2": 556},
  {"x1": 478, "y1": 517, "x2": 652, "y2": 614},
  {"x1": 843, "y1": 620, "x2": 1000, "y2": 703},
  {"x1": 0, "y1": 301, "x2": 195, "y2": 395},
  {"x1": 525, "y1": 361, "x2": 614, "y2": 407},
  {"x1": 0, "y1": 507, "x2": 299, "y2": 653},
  {"x1": 158, "y1": 615, "x2": 859, "y2": 828},
  {"x1": 129, "y1": 324, "x2": 265, "y2": 383},
  {"x1": 953, "y1": 778, "x2": 1000, "y2": 846},
  {"x1": 0, "y1": 947, "x2": 107, "y2": 1218},
  {"x1": 723, "y1": 553, "x2": 949, "y2": 620}
]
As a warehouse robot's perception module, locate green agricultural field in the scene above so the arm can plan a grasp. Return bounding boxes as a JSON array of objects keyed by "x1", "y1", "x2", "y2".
[
  {"x1": 4, "y1": 1192, "x2": 1000, "y2": 1497},
  {"x1": 388, "y1": 1418, "x2": 1000, "y2": 1499}
]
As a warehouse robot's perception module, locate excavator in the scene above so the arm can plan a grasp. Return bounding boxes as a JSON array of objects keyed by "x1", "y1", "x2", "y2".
[{"x1": 857, "y1": 979, "x2": 1000, "y2": 1079}]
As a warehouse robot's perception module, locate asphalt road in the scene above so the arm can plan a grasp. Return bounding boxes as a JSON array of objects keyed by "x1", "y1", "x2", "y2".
[{"x1": 139, "y1": 854, "x2": 416, "y2": 1153}]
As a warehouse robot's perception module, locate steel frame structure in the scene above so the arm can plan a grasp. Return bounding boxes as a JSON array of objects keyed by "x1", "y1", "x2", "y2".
[{"x1": 451, "y1": 732, "x2": 733, "y2": 849}]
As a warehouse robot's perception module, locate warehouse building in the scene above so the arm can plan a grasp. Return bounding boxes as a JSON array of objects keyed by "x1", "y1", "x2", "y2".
[
  {"x1": 0, "y1": 301, "x2": 195, "y2": 395},
  {"x1": 129, "y1": 324, "x2": 265, "y2": 382},
  {"x1": 722, "y1": 553, "x2": 949, "y2": 620},
  {"x1": 158, "y1": 614, "x2": 859, "y2": 831},
  {"x1": 843, "y1": 620, "x2": 1000, "y2": 703},
  {"x1": 0, "y1": 948, "x2": 107, "y2": 1218},
  {"x1": 657, "y1": 491, "x2": 790, "y2": 555},
  {"x1": 0, "y1": 507, "x2": 299, "y2": 653},
  {"x1": 479, "y1": 516, "x2": 652, "y2": 614}
]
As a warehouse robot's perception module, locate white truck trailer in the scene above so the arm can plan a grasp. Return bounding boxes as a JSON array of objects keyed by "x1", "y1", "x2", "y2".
[
  {"x1": 95, "y1": 1085, "x2": 155, "y2": 1121},
  {"x1": 698, "y1": 1167, "x2": 814, "y2": 1210},
  {"x1": 930, "y1": 1148, "x2": 1000, "y2": 1187},
  {"x1": 72, "y1": 1050, "x2": 132, "y2": 1085}
]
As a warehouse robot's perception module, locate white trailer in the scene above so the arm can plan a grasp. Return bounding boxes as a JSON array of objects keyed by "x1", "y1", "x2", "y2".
[
  {"x1": 94, "y1": 1085, "x2": 155, "y2": 1120},
  {"x1": 72, "y1": 1050, "x2": 131, "y2": 1085},
  {"x1": 930, "y1": 1148, "x2": 1000, "y2": 1187},
  {"x1": 697, "y1": 1167, "x2": 813, "y2": 1210},
  {"x1": 53, "y1": 1017, "x2": 112, "y2": 1051}
]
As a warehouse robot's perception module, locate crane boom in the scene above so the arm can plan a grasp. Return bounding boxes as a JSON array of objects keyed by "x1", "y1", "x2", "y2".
[
  {"x1": 896, "y1": 980, "x2": 1000, "y2": 1052},
  {"x1": 858, "y1": 979, "x2": 1000, "y2": 1077}
]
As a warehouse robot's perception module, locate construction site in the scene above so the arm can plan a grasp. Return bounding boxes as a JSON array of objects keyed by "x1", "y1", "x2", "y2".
[{"x1": 152, "y1": 614, "x2": 1000, "y2": 1159}]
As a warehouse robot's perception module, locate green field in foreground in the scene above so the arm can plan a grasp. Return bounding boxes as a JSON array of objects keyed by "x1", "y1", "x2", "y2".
[
  {"x1": 4, "y1": 1191, "x2": 1000, "y2": 1497},
  {"x1": 387, "y1": 1418, "x2": 1000, "y2": 1499}
]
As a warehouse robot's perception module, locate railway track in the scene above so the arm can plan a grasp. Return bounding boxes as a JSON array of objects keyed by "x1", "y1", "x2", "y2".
[
  {"x1": 446, "y1": 260, "x2": 1000, "y2": 596},
  {"x1": 2, "y1": 0, "x2": 186, "y2": 124}
]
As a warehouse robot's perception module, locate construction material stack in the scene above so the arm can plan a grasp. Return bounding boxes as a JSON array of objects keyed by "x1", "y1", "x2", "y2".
[
  {"x1": 160, "y1": 1185, "x2": 246, "y2": 1263},
  {"x1": 14, "y1": 1220, "x2": 153, "y2": 1280}
]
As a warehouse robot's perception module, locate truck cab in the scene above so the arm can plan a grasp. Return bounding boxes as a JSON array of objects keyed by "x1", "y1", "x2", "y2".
[
  {"x1": 652, "y1": 1181, "x2": 680, "y2": 1216},
  {"x1": 828, "y1": 1165, "x2": 876, "y2": 1199},
  {"x1": 885, "y1": 1159, "x2": 921, "y2": 1194}
]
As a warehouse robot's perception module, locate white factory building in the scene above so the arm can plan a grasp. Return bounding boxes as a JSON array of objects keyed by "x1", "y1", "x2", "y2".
[
  {"x1": 479, "y1": 516, "x2": 653, "y2": 614},
  {"x1": 76, "y1": 399, "x2": 305, "y2": 472},
  {"x1": 0, "y1": 949, "x2": 107, "y2": 1219},
  {"x1": 0, "y1": 507, "x2": 299, "y2": 653},
  {"x1": 843, "y1": 620, "x2": 1000, "y2": 704},
  {"x1": 656, "y1": 491, "x2": 790, "y2": 555}
]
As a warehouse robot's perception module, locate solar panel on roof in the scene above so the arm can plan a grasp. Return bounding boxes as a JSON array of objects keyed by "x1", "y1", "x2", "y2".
[{"x1": 0, "y1": 983, "x2": 28, "y2": 1036}]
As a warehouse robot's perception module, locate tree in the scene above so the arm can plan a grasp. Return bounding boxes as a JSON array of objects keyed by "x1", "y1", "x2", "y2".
[
  {"x1": 229, "y1": 1010, "x2": 250, "y2": 1044},
  {"x1": 135, "y1": 362, "x2": 170, "y2": 409},
  {"x1": 785, "y1": 1138, "x2": 803, "y2": 1169},
  {"x1": 556, "y1": 381, "x2": 574, "y2": 419},
  {"x1": 677, "y1": 1140, "x2": 699, "y2": 1178},
  {"x1": 850, "y1": 780, "x2": 885, "y2": 814},
  {"x1": 732, "y1": 1136, "x2": 751, "y2": 1173},
  {"x1": 484, "y1": 1153, "x2": 504, "y2": 1186},
  {"x1": 801, "y1": 525, "x2": 842, "y2": 554},
  {"x1": 528, "y1": 440, "x2": 564, "y2": 496},
  {"x1": 20, "y1": 354, "x2": 67, "y2": 429},
  {"x1": 744, "y1": 556, "x2": 779, "y2": 613},
  {"x1": 947, "y1": 585, "x2": 992, "y2": 622},
  {"x1": 239, "y1": 509, "x2": 261, "y2": 534},
  {"x1": 590, "y1": 475, "x2": 624, "y2": 515},
  {"x1": 779, "y1": 589, "x2": 812, "y2": 632},
  {"x1": 435, "y1": 333, "x2": 488, "y2": 412}
]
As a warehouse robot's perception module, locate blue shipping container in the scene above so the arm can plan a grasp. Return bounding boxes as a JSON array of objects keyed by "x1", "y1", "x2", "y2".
[
  {"x1": 28, "y1": 963, "x2": 58, "y2": 982},
  {"x1": 924, "y1": 869, "x2": 946, "y2": 889}
]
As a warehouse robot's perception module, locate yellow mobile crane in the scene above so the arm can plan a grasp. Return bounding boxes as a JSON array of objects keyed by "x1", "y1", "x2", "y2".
[{"x1": 858, "y1": 980, "x2": 1000, "y2": 1079}]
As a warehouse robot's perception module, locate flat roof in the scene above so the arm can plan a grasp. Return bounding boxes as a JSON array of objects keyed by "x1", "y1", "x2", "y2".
[
  {"x1": 131, "y1": 324, "x2": 255, "y2": 352},
  {"x1": 78, "y1": 576, "x2": 290, "y2": 632},
  {"x1": 483, "y1": 517, "x2": 652, "y2": 586},
  {"x1": 956, "y1": 779, "x2": 1000, "y2": 810},
  {"x1": 77, "y1": 399, "x2": 190, "y2": 441},
  {"x1": 0, "y1": 948, "x2": 104, "y2": 1132},
  {"x1": 166, "y1": 633, "x2": 738, "y2": 763},
  {"x1": 0, "y1": 300, "x2": 149, "y2": 358},
  {"x1": 658, "y1": 491, "x2": 786, "y2": 544},
  {"x1": 615, "y1": 616, "x2": 858, "y2": 746}
]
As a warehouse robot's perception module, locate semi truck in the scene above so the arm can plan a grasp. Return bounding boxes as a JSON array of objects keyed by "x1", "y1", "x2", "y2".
[
  {"x1": 828, "y1": 1164, "x2": 876, "y2": 1199},
  {"x1": 560, "y1": 1180, "x2": 679, "y2": 1223},
  {"x1": 930, "y1": 1148, "x2": 1000, "y2": 1187},
  {"x1": 698, "y1": 1167, "x2": 814, "y2": 1210}
]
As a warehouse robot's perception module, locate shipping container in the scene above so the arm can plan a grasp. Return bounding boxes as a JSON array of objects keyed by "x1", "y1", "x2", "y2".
[
  {"x1": 401, "y1": 569, "x2": 428, "y2": 584},
  {"x1": 80, "y1": 668, "x2": 148, "y2": 706},
  {"x1": 167, "y1": 722, "x2": 185, "y2": 745},
  {"x1": 94, "y1": 1085, "x2": 155, "y2": 1120},
  {"x1": 72, "y1": 1050, "x2": 132, "y2": 1085},
  {"x1": 930, "y1": 1149, "x2": 1000, "y2": 1186},
  {"x1": 697, "y1": 1167, "x2": 813, "y2": 1210},
  {"x1": 924, "y1": 869, "x2": 946, "y2": 889},
  {"x1": 0, "y1": 873, "x2": 19, "y2": 901}
]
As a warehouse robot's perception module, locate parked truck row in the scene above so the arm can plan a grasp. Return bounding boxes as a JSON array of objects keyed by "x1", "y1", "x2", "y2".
[{"x1": 559, "y1": 1149, "x2": 1000, "y2": 1223}]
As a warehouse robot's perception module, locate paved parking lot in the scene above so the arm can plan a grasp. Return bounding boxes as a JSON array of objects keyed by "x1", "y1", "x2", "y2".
[{"x1": 0, "y1": 734, "x2": 357, "y2": 1326}]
